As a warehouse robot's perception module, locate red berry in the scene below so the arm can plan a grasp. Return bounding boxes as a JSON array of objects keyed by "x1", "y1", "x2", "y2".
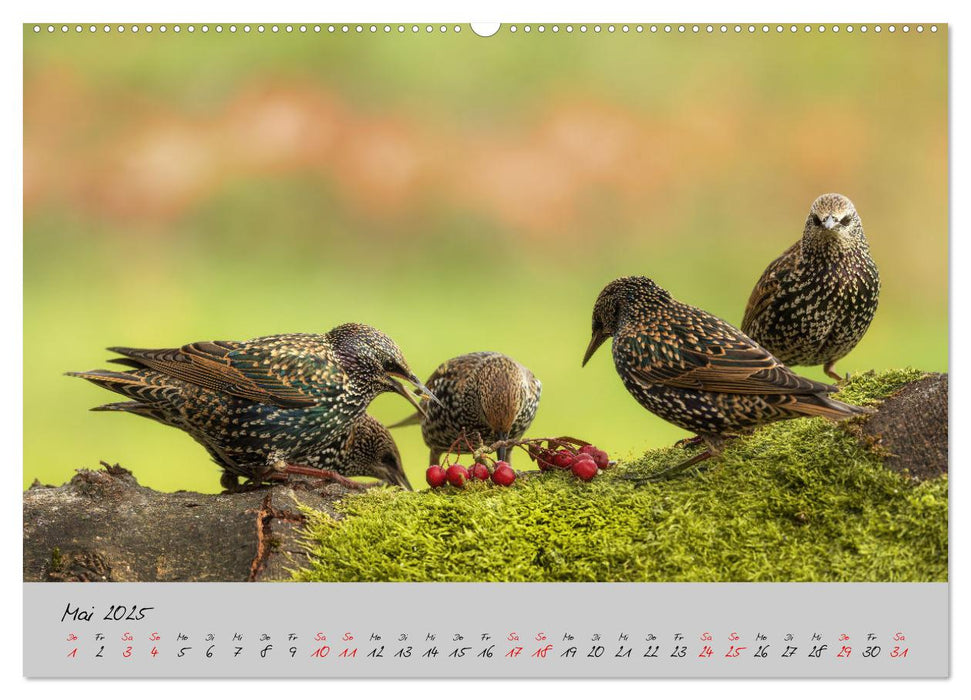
[
  {"x1": 471, "y1": 463, "x2": 491, "y2": 481},
  {"x1": 578, "y1": 444, "x2": 610, "y2": 468},
  {"x1": 535, "y1": 449, "x2": 556, "y2": 471},
  {"x1": 491, "y1": 462, "x2": 516, "y2": 487},
  {"x1": 571, "y1": 457, "x2": 598, "y2": 482},
  {"x1": 591, "y1": 449, "x2": 610, "y2": 469},
  {"x1": 425, "y1": 465, "x2": 447, "y2": 488},
  {"x1": 552, "y1": 450, "x2": 575, "y2": 469},
  {"x1": 445, "y1": 464, "x2": 469, "y2": 488}
]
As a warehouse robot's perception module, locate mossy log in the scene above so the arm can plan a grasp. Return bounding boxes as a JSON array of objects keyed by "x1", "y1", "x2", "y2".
[{"x1": 23, "y1": 369, "x2": 947, "y2": 583}]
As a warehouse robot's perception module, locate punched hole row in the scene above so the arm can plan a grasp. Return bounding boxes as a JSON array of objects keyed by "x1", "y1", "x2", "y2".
[{"x1": 30, "y1": 24, "x2": 940, "y2": 35}]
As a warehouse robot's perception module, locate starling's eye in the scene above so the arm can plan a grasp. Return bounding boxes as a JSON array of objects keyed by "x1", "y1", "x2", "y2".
[
  {"x1": 839, "y1": 214, "x2": 853, "y2": 226},
  {"x1": 811, "y1": 214, "x2": 822, "y2": 226}
]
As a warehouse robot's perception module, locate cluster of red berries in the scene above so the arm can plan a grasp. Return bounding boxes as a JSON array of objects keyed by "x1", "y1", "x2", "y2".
[
  {"x1": 532, "y1": 444, "x2": 611, "y2": 482},
  {"x1": 425, "y1": 461, "x2": 516, "y2": 489},
  {"x1": 423, "y1": 436, "x2": 610, "y2": 490}
]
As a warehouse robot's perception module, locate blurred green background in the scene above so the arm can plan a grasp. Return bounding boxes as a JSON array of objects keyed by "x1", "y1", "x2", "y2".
[{"x1": 24, "y1": 25, "x2": 948, "y2": 493}]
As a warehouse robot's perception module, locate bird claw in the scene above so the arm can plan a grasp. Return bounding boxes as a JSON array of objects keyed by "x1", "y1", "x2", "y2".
[
  {"x1": 673, "y1": 436, "x2": 704, "y2": 449},
  {"x1": 224, "y1": 479, "x2": 271, "y2": 494},
  {"x1": 621, "y1": 448, "x2": 716, "y2": 484}
]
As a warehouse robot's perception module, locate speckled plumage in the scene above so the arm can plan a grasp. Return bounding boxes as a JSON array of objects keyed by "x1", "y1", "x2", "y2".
[
  {"x1": 583, "y1": 276, "x2": 868, "y2": 474},
  {"x1": 400, "y1": 352, "x2": 541, "y2": 465},
  {"x1": 68, "y1": 323, "x2": 427, "y2": 489},
  {"x1": 742, "y1": 193, "x2": 880, "y2": 381},
  {"x1": 303, "y1": 413, "x2": 410, "y2": 489}
]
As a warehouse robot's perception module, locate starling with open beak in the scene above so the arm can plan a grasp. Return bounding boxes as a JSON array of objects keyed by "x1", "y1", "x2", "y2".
[
  {"x1": 394, "y1": 352, "x2": 541, "y2": 466},
  {"x1": 583, "y1": 276, "x2": 869, "y2": 480},
  {"x1": 742, "y1": 193, "x2": 880, "y2": 381},
  {"x1": 68, "y1": 323, "x2": 434, "y2": 489}
]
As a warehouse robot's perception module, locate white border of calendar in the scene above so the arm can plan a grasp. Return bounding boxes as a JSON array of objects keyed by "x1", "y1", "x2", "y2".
[{"x1": 2, "y1": 0, "x2": 963, "y2": 696}]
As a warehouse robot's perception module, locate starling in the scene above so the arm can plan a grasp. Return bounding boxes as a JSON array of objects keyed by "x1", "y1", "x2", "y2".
[
  {"x1": 68, "y1": 323, "x2": 434, "y2": 489},
  {"x1": 741, "y1": 193, "x2": 880, "y2": 381},
  {"x1": 394, "y1": 352, "x2": 542, "y2": 465},
  {"x1": 280, "y1": 413, "x2": 411, "y2": 491},
  {"x1": 582, "y1": 276, "x2": 868, "y2": 479}
]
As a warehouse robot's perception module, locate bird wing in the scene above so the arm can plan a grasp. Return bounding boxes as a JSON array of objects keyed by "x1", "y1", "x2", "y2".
[
  {"x1": 622, "y1": 302, "x2": 834, "y2": 396},
  {"x1": 741, "y1": 240, "x2": 801, "y2": 332},
  {"x1": 108, "y1": 336, "x2": 340, "y2": 408}
]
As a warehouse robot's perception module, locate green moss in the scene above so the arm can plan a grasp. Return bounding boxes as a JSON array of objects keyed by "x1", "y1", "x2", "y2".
[
  {"x1": 294, "y1": 369, "x2": 947, "y2": 582},
  {"x1": 50, "y1": 546, "x2": 63, "y2": 572}
]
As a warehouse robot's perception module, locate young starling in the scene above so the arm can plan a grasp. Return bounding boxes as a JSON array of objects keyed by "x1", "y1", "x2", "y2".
[
  {"x1": 265, "y1": 413, "x2": 411, "y2": 491},
  {"x1": 68, "y1": 323, "x2": 434, "y2": 489},
  {"x1": 582, "y1": 276, "x2": 868, "y2": 479},
  {"x1": 394, "y1": 352, "x2": 542, "y2": 465},
  {"x1": 741, "y1": 193, "x2": 880, "y2": 381}
]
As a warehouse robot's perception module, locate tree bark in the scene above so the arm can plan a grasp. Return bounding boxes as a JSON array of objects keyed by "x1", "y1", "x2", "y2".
[
  {"x1": 858, "y1": 372, "x2": 948, "y2": 481},
  {"x1": 23, "y1": 465, "x2": 353, "y2": 582}
]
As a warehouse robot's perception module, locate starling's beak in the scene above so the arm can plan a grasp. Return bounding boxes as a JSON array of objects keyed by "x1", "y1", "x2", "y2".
[
  {"x1": 388, "y1": 372, "x2": 443, "y2": 415},
  {"x1": 387, "y1": 378, "x2": 429, "y2": 417},
  {"x1": 582, "y1": 332, "x2": 608, "y2": 367},
  {"x1": 821, "y1": 214, "x2": 838, "y2": 230},
  {"x1": 385, "y1": 465, "x2": 413, "y2": 491},
  {"x1": 404, "y1": 373, "x2": 444, "y2": 409}
]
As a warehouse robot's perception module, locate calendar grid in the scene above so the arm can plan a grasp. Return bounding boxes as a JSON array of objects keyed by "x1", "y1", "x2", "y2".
[{"x1": 24, "y1": 582, "x2": 948, "y2": 678}]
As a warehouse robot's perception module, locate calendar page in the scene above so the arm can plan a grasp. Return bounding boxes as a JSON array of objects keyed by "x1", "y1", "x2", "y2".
[{"x1": 21, "y1": 21, "x2": 949, "y2": 679}]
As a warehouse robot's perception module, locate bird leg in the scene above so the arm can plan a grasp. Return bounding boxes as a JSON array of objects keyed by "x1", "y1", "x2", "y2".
[
  {"x1": 823, "y1": 362, "x2": 847, "y2": 383},
  {"x1": 220, "y1": 472, "x2": 244, "y2": 493},
  {"x1": 624, "y1": 436, "x2": 726, "y2": 484},
  {"x1": 675, "y1": 434, "x2": 740, "y2": 450},
  {"x1": 219, "y1": 468, "x2": 274, "y2": 494},
  {"x1": 623, "y1": 450, "x2": 716, "y2": 484}
]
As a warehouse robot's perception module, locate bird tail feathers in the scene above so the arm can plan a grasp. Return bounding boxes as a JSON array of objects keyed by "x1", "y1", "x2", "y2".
[
  {"x1": 791, "y1": 393, "x2": 874, "y2": 421},
  {"x1": 66, "y1": 369, "x2": 178, "y2": 405},
  {"x1": 91, "y1": 400, "x2": 170, "y2": 424}
]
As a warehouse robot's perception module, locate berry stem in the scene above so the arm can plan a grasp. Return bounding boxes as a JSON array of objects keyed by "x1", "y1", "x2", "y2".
[{"x1": 441, "y1": 434, "x2": 598, "y2": 467}]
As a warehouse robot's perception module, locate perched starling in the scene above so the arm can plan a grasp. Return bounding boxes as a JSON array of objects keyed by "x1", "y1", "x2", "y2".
[
  {"x1": 68, "y1": 323, "x2": 434, "y2": 489},
  {"x1": 741, "y1": 193, "x2": 880, "y2": 381},
  {"x1": 394, "y1": 352, "x2": 542, "y2": 465},
  {"x1": 582, "y1": 276, "x2": 868, "y2": 479}
]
